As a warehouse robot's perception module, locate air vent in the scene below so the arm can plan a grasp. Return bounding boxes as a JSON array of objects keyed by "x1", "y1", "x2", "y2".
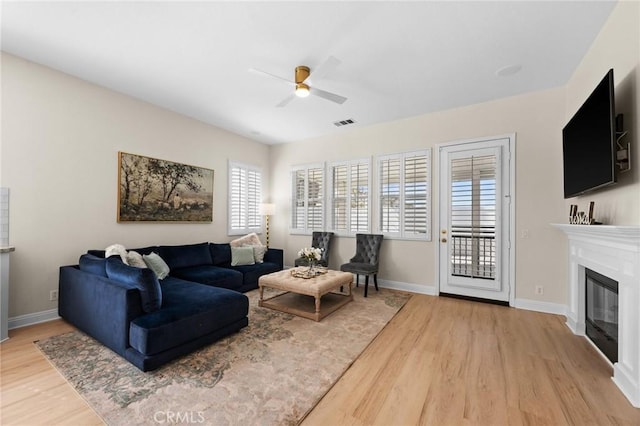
[{"x1": 333, "y1": 118, "x2": 356, "y2": 127}]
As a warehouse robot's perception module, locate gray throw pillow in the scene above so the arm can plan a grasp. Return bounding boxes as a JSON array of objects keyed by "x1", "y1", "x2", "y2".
[
  {"x1": 143, "y1": 252, "x2": 170, "y2": 279},
  {"x1": 231, "y1": 246, "x2": 256, "y2": 266}
]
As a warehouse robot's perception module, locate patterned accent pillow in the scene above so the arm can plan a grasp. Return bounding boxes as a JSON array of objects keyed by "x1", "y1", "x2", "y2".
[
  {"x1": 230, "y1": 232, "x2": 262, "y2": 248},
  {"x1": 245, "y1": 244, "x2": 267, "y2": 263},
  {"x1": 127, "y1": 251, "x2": 147, "y2": 268}
]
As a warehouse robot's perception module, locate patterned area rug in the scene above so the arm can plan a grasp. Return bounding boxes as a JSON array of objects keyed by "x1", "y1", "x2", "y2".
[{"x1": 37, "y1": 287, "x2": 409, "y2": 425}]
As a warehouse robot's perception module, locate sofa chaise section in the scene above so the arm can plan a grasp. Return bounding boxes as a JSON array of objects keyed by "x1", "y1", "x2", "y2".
[{"x1": 59, "y1": 264, "x2": 249, "y2": 371}]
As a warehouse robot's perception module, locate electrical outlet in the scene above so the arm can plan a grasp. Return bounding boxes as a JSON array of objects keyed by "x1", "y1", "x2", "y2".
[
  {"x1": 535, "y1": 285, "x2": 543, "y2": 295},
  {"x1": 521, "y1": 229, "x2": 530, "y2": 239},
  {"x1": 49, "y1": 290, "x2": 58, "y2": 301}
]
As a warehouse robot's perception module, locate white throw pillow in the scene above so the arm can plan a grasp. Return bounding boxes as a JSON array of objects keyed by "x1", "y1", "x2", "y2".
[{"x1": 105, "y1": 244, "x2": 129, "y2": 265}]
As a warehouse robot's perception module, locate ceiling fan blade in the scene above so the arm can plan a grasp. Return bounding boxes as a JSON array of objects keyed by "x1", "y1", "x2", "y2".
[
  {"x1": 248, "y1": 68, "x2": 295, "y2": 86},
  {"x1": 310, "y1": 87, "x2": 347, "y2": 105},
  {"x1": 276, "y1": 94, "x2": 296, "y2": 108},
  {"x1": 310, "y1": 56, "x2": 341, "y2": 81}
]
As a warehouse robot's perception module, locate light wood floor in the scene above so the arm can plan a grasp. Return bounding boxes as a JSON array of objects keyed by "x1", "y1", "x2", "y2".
[
  {"x1": 2, "y1": 294, "x2": 639, "y2": 425},
  {"x1": 303, "y1": 295, "x2": 640, "y2": 425}
]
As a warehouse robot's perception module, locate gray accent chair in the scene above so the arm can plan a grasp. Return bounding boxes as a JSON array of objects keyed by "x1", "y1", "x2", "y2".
[
  {"x1": 294, "y1": 231, "x2": 334, "y2": 267},
  {"x1": 340, "y1": 233, "x2": 384, "y2": 297}
]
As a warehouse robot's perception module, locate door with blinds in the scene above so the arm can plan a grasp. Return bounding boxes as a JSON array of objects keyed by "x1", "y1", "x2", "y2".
[{"x1": 438, "y1": 137, "x2": 512, "y2": 302}]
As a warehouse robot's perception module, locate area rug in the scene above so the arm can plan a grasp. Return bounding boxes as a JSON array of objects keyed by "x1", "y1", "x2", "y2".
[{"x1": 36, "y1": 287, "x2": 409, "y2": 425}]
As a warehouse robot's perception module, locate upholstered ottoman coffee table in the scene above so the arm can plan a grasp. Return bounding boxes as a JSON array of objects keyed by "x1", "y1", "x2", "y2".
[{"x1": 258, "y1": 268, "x2": 353, "y2": 321}]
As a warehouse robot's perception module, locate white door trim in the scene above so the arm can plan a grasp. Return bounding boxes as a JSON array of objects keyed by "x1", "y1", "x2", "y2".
[{"x1": 436, "y1": 133, "x2": 516, "y2": 306}]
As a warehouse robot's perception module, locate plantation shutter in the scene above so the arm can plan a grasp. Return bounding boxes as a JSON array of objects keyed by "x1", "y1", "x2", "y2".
[
  {"x1": 228, "y1": 162, "x2": 262, "y2": 235},
  {"x1": 380, "y1": 157, "x2": 401, "y2": 234},
  {"x1": 246, "y1": 169, "x2": 261, "y2": 229},
  {"x1": 350, "y1": 162, "x2": 369, "y2": 232},
  {"x1": 379, "y1": 150, "x2": 430, "y2": 240},
  {"x1": 292, "y1": 169, "x2": 306, "y2": 230},
  {"x1": 329, "y1": 159, "x2": 370, "y2": 235},
  {"x1": 307, "y1": 167, "x2": 324, "y2": 230},
  {"x1": 230, "y1": 166, "x2": 246, "y2": 230},
  {"x1": 291, "y1": 164, "x2": 324, "y2": 233},
  {"x1": 331, "y1": 165, "x2": 348, "y2": 232},
  {"x1": 403, "y1": 154, "x2": 428, "y2": 236},
  {"x1": 450, "y1": 154, "x2": 497, "y2": 279}
]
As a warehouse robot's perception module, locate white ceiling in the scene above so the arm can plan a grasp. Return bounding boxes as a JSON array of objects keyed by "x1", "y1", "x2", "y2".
[{"x1": 1, "y1": 1, "x2": 616, "y2": 144}]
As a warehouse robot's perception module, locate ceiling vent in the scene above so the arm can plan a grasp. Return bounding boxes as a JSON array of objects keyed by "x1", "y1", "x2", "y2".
[{"x1": 333, "y1": 118, "x2": 356, "y2": 127}]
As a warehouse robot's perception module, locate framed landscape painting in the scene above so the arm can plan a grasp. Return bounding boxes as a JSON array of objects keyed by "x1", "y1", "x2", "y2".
[{"x1": 118, "y1": 152, "x2": 214, "y2": 222}]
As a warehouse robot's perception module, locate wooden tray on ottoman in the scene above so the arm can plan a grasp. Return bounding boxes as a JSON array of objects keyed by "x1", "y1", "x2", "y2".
[{"x1": 258, "y1": 268, "x2": 353, "y2": 321}]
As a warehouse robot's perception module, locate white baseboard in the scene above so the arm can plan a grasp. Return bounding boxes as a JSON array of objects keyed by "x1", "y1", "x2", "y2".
[
  {"x1": 513, "y1": 298, "x2": 567, "y2": 316},
  {"x1": 8, "y1": 308, "x2": 60, "y2": 330},
  {"x1": 380, "y1": 279, "x2": 568, "y2": 316},
  {"x1": 377, "y1": 278, "x2": 437, "y2": 296},
  {"x1": 344, "y1": 274, "x2": 569, "y2": 317}
]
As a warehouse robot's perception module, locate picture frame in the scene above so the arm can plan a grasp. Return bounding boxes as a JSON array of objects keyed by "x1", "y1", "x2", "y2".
[{"x1": 117, "y1": 152, "x2": 214, "y2": 222}]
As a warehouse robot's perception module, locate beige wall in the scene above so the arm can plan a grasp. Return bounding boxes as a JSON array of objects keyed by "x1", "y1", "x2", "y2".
[
  {"x1": 565, "y1": 0, "x2": 639, "y2": 225},
  {"x1": 270, "y1": 86, "x2": 569, "y2": 304},
  {"x1": 1, "y1": 53, "x2": 271, "y2": 317}
]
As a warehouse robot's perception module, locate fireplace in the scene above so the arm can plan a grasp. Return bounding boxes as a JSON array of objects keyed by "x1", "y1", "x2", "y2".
[
  {"x1": 585, "y1": 268, "x2": 618, "y2": 363},
  {"x1": 552, "y1": 224, "x2": 640, "y2": 407}
]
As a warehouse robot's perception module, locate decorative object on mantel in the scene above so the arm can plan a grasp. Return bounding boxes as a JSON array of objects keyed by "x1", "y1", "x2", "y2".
[
  {"x1": 118, "y1": 152, "x2": 214, "y2": 223},
  {"x1": 569, "y1": 202, "x2": 601, "y2": 225}
]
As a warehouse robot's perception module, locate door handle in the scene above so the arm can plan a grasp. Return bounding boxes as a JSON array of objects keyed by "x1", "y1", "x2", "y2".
[{"x1": 441, "y1": 238, "x2": 447, "y2": 243}]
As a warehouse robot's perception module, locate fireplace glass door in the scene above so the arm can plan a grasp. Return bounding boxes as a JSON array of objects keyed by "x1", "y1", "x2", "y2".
[{"x1": 585, "y1": 268, "x2": 618, "y2": 363}]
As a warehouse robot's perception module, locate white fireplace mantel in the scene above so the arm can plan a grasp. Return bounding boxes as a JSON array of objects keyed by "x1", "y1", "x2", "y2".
[{"x1": 552, "y1": 223, "x2": 640, "y2": 407}]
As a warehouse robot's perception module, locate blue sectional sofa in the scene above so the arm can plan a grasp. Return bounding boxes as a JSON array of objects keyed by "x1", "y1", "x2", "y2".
[{"x1": 59, "y1": 242, "x2": 283, "y2": 371}]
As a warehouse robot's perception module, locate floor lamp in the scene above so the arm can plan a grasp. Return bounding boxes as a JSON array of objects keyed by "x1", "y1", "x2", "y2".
[{"x1": 259, "y1": 203, "x2": 275, "y2": 248}]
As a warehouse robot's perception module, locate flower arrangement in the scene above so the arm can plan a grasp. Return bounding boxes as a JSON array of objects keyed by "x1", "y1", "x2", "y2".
[{"x1": 298, "y1": 247, "x2": 322, "y2": 263}]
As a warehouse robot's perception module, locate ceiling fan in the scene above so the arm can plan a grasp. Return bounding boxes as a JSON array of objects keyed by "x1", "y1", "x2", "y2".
[{"x1": 249, "y1": 57, "x2": 348, "y2": 108}]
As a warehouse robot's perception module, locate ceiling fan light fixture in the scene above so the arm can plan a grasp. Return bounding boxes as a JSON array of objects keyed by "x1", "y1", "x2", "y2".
[{"x1": 295, "y1": 83, "x2": 310, "y2": 98}]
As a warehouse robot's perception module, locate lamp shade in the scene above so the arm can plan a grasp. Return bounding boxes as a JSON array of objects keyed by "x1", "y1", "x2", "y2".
[{"x1": 259, "y1": 203, "x2": 276, "y2": 216}]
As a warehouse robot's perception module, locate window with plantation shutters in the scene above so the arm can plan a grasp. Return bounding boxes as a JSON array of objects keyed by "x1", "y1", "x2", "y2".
[
  {"x1": 378, "y1": 150, "x2": 431, "y2": 240},
  {"x1": 291, "y1": 164, "x2": 324, "y2": 234},
  {"x1": 328, "y1": 159, "x2": 370, "y2": 235},
  {"x1": 228, "y1": 161, "x2": 262, "y2": 235}
]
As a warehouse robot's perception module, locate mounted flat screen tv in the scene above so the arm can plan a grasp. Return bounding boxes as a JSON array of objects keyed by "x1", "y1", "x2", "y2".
[{"x1": 562, "y1": 69, "x2": 616, "y2": 199}]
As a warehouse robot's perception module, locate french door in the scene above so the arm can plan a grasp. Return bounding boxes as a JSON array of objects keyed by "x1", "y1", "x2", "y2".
[{"x1": 438, "y1": 136, "x2": 513, "y2": 303}]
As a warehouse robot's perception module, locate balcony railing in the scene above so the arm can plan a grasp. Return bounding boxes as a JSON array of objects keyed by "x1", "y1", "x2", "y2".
[{"x1": 450, "y1": 229, "x2": 496, "y2": 280}]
